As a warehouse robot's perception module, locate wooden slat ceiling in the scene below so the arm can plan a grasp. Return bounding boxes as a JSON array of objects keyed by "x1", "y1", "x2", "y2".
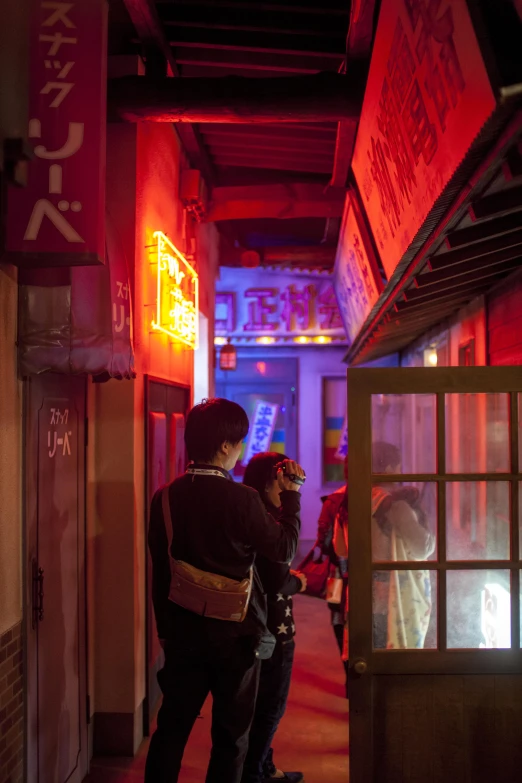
[
  {"x1": 346, "y1": 123, "x2": 522, "y2": 365},
  {"x1": 110, "y1": 0, "x2": 367, "y2": 268}
]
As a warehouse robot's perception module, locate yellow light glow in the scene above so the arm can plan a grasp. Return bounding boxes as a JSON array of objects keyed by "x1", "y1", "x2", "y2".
[
  {"x1": 214, "y1": 336, "x2": 228, "y2": 346},
  {"x1": 294, "y1": 336, "x2": 310, "y2": 344},
  {"x1": 313, "y1": 336, "x2": 332, "y2": 344},
  {"x1": 151, "y1": 231, "x2": 199, "y2": 349},
  {"x1": 424, "y1": 346, "x2": 438, "y2": 366},
  {"x1": 256, "y1": 336, "x2": 276, "y2": 345}
]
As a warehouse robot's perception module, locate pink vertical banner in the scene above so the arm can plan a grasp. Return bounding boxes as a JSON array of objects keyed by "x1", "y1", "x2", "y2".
[{"x1": 6, "y1": 0, "x2": 108, "y2": 267}]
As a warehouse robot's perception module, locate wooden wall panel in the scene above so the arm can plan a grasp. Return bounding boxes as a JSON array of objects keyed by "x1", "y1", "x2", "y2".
[
  {"x1": 488, "y1": 269, "x2": 522, "y2": 365},
  {"x1": 372, "y1": 675, "x2": 522, "y2": 783}
]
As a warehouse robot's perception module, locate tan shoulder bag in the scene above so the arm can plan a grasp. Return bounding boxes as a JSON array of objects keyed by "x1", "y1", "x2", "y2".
[{"x1": 162, "y1": 487, "x2": 253, "y2": 622}]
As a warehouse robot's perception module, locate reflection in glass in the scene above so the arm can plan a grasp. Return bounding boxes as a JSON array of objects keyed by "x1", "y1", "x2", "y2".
[
  {"x1": 447, "y1": 570, "x2": 511, "y2": 649},
  {"x1": 373, "y1": 570, "x2": 437, "y2": 649},
  {"x1": 371, "y1": 394, "x2": 436, "y2": 474},
  {"x1": 445, "y1": 393, "x2": 510, "y2": 473},
  {"x1": 446, "y1": 482, "x2": 510, "y2": 561},
  {"x1": 372, "y1": 482, "x2": 437, "y2": 562}
]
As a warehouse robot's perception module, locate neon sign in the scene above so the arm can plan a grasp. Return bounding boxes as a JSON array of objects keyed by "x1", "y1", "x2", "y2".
[{"x1": 151, "y1": 231, "x2": 199, "y2": 349}]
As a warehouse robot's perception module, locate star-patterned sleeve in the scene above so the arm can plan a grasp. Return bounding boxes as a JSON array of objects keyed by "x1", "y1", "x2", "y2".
[{"x1": 255, "y1": 555, "x2": 301, "y2": 598}]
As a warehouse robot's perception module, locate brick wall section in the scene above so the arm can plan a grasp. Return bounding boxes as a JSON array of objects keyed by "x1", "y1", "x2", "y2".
[{"x1": 0, "y1": 624, "x2": 23, "y2": 783}]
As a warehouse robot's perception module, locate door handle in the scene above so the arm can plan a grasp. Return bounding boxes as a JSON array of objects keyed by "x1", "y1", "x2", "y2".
[
  {"x1": 32, "y1": 560, "x2": 45, "y2": 628},
  {"x1": 352, "y1": 658, "x2": 368, "y2": 676}
]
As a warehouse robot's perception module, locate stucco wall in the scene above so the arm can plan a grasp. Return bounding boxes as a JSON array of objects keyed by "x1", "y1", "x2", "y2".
[{"x1": 0, "y1": 266, "x2": 22, "y2": 634}]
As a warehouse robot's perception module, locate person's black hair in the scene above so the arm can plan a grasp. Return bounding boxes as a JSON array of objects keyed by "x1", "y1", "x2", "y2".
[
  {"x1": 372, "y1": 441, "x2": 401, "y2": 473},
  {"x1": 184, "y1": 398, "x2": 249, "y2": 463},
  {"x1": 243, "y1": 451, "x2": 289, "y2": 506}
]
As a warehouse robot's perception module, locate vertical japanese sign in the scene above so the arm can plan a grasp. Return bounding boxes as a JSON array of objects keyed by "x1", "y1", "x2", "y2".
[
  {"x1": 242, "y1": 401, "x2": 279, "y2": 466},
  {"x1": 7, "y1": 0, "x2": 108, "y2": 266},
  {"x1": 333, "y1": 191, "x2": 383, "y2": 344},
  {"x1": 352, "y1": 0, "x2": 496, "y2": 281}
]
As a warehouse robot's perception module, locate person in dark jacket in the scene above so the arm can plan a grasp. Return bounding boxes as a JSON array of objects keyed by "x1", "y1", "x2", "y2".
[
  {"x1": 241, "y1": 452, "x2": 307, "y2": 783},
  {"x1": 314, "y1": 456, "x2": 348, "y2": 695},
  {"x1": 145, "y1": 399, "x2": 304, "y2": 783}
]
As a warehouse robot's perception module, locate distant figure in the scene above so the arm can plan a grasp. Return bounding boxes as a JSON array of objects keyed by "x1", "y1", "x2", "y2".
[
  {"x1": 315, "y1": 456, "x2": 348, "y2": 696},
  {"x1": 371, "y1": 441, "x2": 435, "y2": 649},
  {"x1": 242, "y1": 452, "x2": 307, "y2": 783},
  {"x1": 145, "y1": 399, "x2": 304, "y2": 783}
]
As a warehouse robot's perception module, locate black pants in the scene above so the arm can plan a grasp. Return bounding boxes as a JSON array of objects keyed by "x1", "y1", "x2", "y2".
[
  {"x1": 145, "y1": 635, "x2": 260, "y2": 783},
  {"x1": 241, "y1": 640, "x2": 295, "y2": 783}
]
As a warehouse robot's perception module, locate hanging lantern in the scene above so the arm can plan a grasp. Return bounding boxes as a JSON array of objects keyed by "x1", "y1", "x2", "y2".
[{"x1": 219, "y1": 339, "x2": 237, "y2": 371}]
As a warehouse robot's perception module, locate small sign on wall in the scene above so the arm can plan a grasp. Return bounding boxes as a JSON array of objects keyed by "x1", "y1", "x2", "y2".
[{"x1": 333, "y1": 190, "x2": 383, "y2": 344}]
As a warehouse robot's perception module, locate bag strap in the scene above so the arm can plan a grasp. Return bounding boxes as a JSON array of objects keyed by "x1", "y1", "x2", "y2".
[{"x1": 162, "y1": 486, "x2": 174, "y2": 550}]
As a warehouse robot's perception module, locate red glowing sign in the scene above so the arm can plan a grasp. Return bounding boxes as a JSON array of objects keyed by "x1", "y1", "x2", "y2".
[
  {"x1": 6, "y1": 0, "x2": 108, "y2": 266},
  {"x1": 352, "y1": 0, "x2": 496, "y2": 280},
  {"x1": 333, "y1": 190, "x2": 384, "y2": 343}
]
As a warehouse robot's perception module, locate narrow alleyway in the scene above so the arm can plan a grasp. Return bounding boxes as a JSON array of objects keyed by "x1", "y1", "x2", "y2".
[{"x1": 85, "y1": 595, "x2": 349, "y2": 783}]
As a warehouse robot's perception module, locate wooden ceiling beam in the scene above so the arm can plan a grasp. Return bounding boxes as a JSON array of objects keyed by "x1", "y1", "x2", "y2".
[
  {"x1": 469, "y1": 184, "x2": 522, "y2": 220},
  {"x1": 222, "y1": 245, "x2": 337, "y2": 266},
  {"x1": 217, "y1": 155, "x2": 333, "y2": 173},
  {"x1": 403, "y1": 260, "x2": 521, "y2": 302},
  {"x1": 207, "y1": 138, "x2": 335, "y2": 155},
  {"x1": 166, "y1": 27, "x2": 346, "y2": 55},
  {"x1": 175, "y1": 46, "x2": 340, "y2": 74},
  {"x1": 160, "y1": 0, "x2": 349, "y2": 18},
  {"x1": 201, "y1": 125, "x2": 337, "y2": 142},
  {"x1": 207, "y1": 183, "x2": 345, "y2": 222},
  {"x1": 108, "y1": 73, "x2": 361, "y2": 123},
  {"x1": 121, "y1": 0, "x2": 217, "y2": 187}
]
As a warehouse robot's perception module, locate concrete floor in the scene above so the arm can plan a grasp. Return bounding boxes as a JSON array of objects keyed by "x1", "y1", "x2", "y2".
[{"x1": 84, "y1": 595, "x2": 349, "y2": 782}]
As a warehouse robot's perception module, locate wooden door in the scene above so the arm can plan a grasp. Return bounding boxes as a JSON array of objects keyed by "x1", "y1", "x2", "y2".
[
  {"x1": 25, "y1": 374, "x2": 88, "y2": 783},
  {"x1": 144, "y1": 377, "x2": 190, "y2": 733},
  {"x1": 348, "y1": 367, "x2": 522, "y2": 783}
]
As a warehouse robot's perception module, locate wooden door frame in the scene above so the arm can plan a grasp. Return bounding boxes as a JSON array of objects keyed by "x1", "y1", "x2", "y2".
[
  {"x1": 23, "y1": 374, "x2": 88, "y2": 783},
  {"x1": 347, "y1": 367, "x2": 522, "y2": 783},
  {"x1": 143, "y1": 375, "x2": 191, "y2": 734}
]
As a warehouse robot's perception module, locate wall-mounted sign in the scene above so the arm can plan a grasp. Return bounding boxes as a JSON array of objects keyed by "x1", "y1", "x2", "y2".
[
  {"x1": 215, "y1": 267, "x2": 347, "y2": 343},
  {"x1": 352, "y1": 0, "x2": 496, "y2": 281},
  {"x1": 151, "y1": 231, "x2": 199, "y2": 349},
  {"x1": 242, "y1": 401, "x2": 279, "y2": 466},
  {"x1": 333, "y1": 191, "x2": 384, "y2": 343},
  {"x1": 6, "y1": 0, "x2": 108, "y2": 267}
]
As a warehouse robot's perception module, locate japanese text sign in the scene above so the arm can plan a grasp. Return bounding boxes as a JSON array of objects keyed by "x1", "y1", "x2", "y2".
[
  {"x1": 7, "y1": 0, "x2": 108, "y2": 266},
  {"x1": 215, "y1": 267, "x2": 347, "y2": 341},
  {"x1": 333, "y1": 191, "x2": 384, "y2": 343},
  {"x1": 152, "y1": 231, "x2": 199, "y2": 350},
  {"x1": 352, "y1": 0, "x2": 496, "y2": 280},
  {"x1": 242, "y1": 401, "x2": 279, "y2": 466}
]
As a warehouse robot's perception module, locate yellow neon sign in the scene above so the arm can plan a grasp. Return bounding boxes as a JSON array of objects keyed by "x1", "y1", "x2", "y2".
[{"x1": 151, "y1": 231, "x2": 199, "y2": 349}]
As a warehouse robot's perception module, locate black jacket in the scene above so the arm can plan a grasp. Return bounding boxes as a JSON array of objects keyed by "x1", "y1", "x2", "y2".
[{"x1": 148, "y1": 465, "x2": 301, "y2": 643}]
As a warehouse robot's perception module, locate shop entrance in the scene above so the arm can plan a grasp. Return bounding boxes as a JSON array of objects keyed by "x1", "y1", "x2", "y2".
[
  {"x1": 144, "y1": 377, "x2": 190, "y2": 733},
  {"x1": 215, "y1": 357, "x2": 298, "y2": 480},
  {"x1": 347, "y1": 367, "x2": 522, "y2": 783},
  {"x1": 25, "y1": 374, "x2": 88, "y2": 783}
]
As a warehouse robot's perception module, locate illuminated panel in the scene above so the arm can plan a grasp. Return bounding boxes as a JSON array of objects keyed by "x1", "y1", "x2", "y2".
[{"x1": 151, "y1": 231, "x2": 199, "y2": 349}]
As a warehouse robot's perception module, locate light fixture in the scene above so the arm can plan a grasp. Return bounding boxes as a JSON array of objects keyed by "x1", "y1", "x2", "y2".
[
  {"x1": 294, "y1": 336, "x2": 310, "y2": 344},
  {"x1": 256, "y1": 336, "x2": 276, "y2": 345},
  {"x1": 214, "y1": 336, "x2": 227, "y2": 346},
  {"x1": 313, "y1": 336, "x2": 332, "y2": 344},
  {"x1": 424, "y1": 345, "x2": 438, "y2": 367},
  {"x1": 219, "y1": 339, "x2": 237, "y2": 371}
]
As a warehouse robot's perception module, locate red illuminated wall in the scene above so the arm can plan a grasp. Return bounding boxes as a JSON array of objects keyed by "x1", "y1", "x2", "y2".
[{"x1": 488, "y1": 269, "x2": 522, "y2": 366}]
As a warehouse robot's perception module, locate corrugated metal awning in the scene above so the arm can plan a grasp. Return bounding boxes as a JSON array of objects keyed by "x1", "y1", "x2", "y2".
[{"x1": 345, "y1": 111, "x2": 522, "y2": 365}]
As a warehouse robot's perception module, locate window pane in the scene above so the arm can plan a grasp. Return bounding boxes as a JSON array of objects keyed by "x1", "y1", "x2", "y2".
[
  {"x1": 372, "y1": 483, "x2": 437, "y2": 562},
  {"x1": 371, "y1": 394, "x2": 436, "y2": 474},
  {"x1": 447, "y1": 570, "x2": 511, "y2": 649},
  {"x1": 446, "y1": 482, "x2": 510, "y2": 560},
  {"x1": 445, "y1": 393, "x2": 510, "y2": 473},
  {"x1": 373, "y1": 570, "x2": 437, "y2": 649}
]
